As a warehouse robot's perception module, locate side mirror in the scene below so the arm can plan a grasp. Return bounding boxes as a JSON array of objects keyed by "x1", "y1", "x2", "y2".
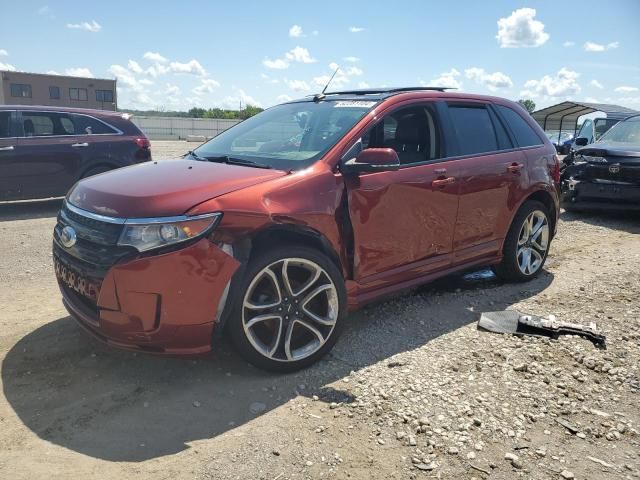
[
  {"x1": 574, "y1": 137, "x2": 589, "y2": 147},
  {"x1": 341, "y1": 148, "x2": 400, "y2": 175}
]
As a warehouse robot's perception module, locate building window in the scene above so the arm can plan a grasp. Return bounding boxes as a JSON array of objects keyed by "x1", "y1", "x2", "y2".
[
  {"x1": 96, "y1": 89, "x2": 114, "y2": 103},
  {"x1": 69, "y1": 88, "x2": 88, "y2": 101},
  {"x1": 49, "y1": 86, "x2": 61, "y2": 100},
  {"x1": 10, "y1": 84, "x2": 32, "y2": 98}
]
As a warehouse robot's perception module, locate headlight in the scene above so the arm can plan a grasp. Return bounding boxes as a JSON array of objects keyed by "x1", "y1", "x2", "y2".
[{"x1": 118, "y1": 213, "x2": 222, "y2": 252}]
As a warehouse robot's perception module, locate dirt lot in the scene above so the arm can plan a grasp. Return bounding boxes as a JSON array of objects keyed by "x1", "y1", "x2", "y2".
[{"x1": 1, "y1": 141, "x2": 639, "y2": 479}]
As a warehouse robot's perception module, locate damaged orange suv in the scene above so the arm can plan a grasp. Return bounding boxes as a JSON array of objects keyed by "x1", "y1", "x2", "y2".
[{"x1": 53, "y1": 88, "x2": 560, "y2": 371}]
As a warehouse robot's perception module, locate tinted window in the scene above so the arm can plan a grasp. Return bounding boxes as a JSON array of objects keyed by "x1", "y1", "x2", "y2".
[
  {"x1": 49, "y1": 86, "x2": 60, "y2": 99},
  {"x1": 69, "y1": 88, "x2": 88, "y2": 101},
  {"x1": 22, "y1": 112, "x2": 75, "y2": 136},
  {"x1": 96, "y1": 89, "x2": 114, "y2": 103},
  {"x1": 490, "y1": 109, "x2": 514, "y2": 150},
  {"x1": 577, "y1": 119, "x2": 594, "y2": 143},
  {"x1": 73, "y1": 114, "x2": 117, "y2": 134},
  {"x1": 496, "y1": 105, "x2": 542, "y2": 147},
  {"x1": 448, "y1": 105, "x2": 498, "y2": 155},
  {"x1": 10, "y1": 84, "x2": 32, "y2": 98},
  {"x1": 363, "y1": 105, "x2": 441, "y2": 164},
  {"x1": 0, "y1": 112, "x2": 12, "y2": 138}
]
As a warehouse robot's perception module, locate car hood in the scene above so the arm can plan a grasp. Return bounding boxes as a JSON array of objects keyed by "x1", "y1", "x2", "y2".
[
  {"x1": 577, "y1": 144, "x2": 640, "y2": 160},
  {"x1": 67, "y1": 158, "x2": 287, "y2": 218}
]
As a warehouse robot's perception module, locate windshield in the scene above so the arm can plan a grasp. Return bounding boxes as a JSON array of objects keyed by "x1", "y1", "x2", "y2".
[
  {"x1": 596, "y1": 116, "x2": 640, "y2": 146},
  {"x1": 193, "y1": 100, "x2": 376, "y2": 170}
]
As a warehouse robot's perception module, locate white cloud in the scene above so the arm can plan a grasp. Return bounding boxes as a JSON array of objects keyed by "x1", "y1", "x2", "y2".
[
  {"x1": 289, "y1": 25, "x2": 304, "y2": 37},
  {"x1": 37, "y1": 5, "x2": 51, "y2": 15},
  {"x1": 0, "y1": 62, "x2": 16, "y2": 71},
  {"x1": 220, "y1": 87, "x2": 262, "y2": 109},
  {"x1": 496, "y1": 8, "x2": 549, "y2": 48},
  {"x1": 139, "y1": 78, "x2": 154, "y2": 86},
  {"x1": 286, "y1": 79, "x2": 311, "y2": 92},
  {"x1": 519, "y1": 89, "x2": 538, "y2": 99},
  {"x1": 524, "y1": 67, "x2": 581, "y2": 97},
  {"x1": 349, "y1": 26, "x2": 365, "y2": 33},
  {"x1": 193, "y1": 78, "x2": 221, "y2": 95},
  {"x1": 358, "y1": 81, "x2": 370, "y2": 89},
  {"x1": 108, "y1": 64, "x2": 138, "y2": 87},
  {"x1": 0, "y1": 49, "x2": 7, "y2": 56},
  {"x1": 263, "y1": 46, "x2": 316, "y2": 70},
  {"x1": 263, "y1": 57, "x2": 289, "y2": 70},
  {"x1": 65, "y1": 67, "x2": 94, "y2": 78},
  {"x1": 276, "y1": 94, "x2": 292, "y2": 103},
  {"x1": 590, "y1": 79, "x2": 603, "y2": 89},
  {"x1": 46, "y1": 70, "x2": 59, "y2": 75},
  {"x1": 169, "y1": 59, "x2": 206, "y2": 76},
  {"x1": 426, "y1": 69, "x2": 463, "y2": 89},
  {"x1": 329, "y1": 62, "x2": 339, "y2": 71},
  {"x1": 285, "y1": 46, "x2": 316, "y2": 64},
  {"x1": 127, "y1": 60, "x2": 143, "y2": 74},
  {"x1": 143, "y1": 51, "x2": 168, "y2": 63},
  {"x1": 615, "y1": 86, "x2": 639, "y2": 93},
  {"x1": 346, "y1": 66, "x2": 363, "y2": 76},
  {"x1": 66, "y1": 20, "x2": 102, "y2": 33},
  {"x1": 584, "y1": 41, "x2": 619, "y2": 52},
  {"x1": 563, "y1": 41, "x2": 575, "y2": 47},
  {"x1": 464, "y1": 67, "x2": 513, "y2": 91},
  {"x1": 344, "y1": 56, "x2": 360, "y2": 62},
  {"x1": 163, "y1": 84, "x2": 181, "y2": 96}
]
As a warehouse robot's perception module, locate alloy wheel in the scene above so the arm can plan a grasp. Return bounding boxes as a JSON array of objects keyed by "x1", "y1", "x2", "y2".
[
  {"x1": 516, "y1": 210, "x2": 549, "y2": 275},
  {"x1": 242, "y1": 258, "x2": 339, "y2": 363}
]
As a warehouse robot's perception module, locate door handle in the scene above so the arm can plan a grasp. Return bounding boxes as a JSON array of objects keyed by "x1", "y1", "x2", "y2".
[
  {"x1": 432, "y1": 176, "x2": 456, "y2": 187},
  {"x1": 0, "y1": 145, "x2": 14, "y2": 151},
  {"x1": 507, "y1": 162, "x2": 524, "y2": 173},
  {"x1": 72, "y1": 142, "x2": 89, "y2": 148},
  {"x1": 434, "y1": 168, "x2": 447, "y2": 174}
]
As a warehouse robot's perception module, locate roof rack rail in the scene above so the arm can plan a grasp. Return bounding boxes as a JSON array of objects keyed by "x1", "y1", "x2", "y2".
[{"x1": 322, "y1": 87, "x2": 454, "y2": 95}]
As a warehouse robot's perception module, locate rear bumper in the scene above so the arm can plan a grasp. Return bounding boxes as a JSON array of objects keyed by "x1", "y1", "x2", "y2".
[
  {"x1": 57, "y1": 238, "x2": 240, "y2": 355},
  {"x1": 562, "y1": 179, "x2": 640, "y2": 210}
]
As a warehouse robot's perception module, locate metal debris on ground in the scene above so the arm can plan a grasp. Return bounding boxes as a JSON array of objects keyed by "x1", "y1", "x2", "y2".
[{"x1": 478, "y1": 310, "x2": 606, "y2": 348}]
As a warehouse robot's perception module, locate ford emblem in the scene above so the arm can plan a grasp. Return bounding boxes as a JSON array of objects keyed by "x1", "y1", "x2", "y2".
[{"x1": 60, "y1": 226, "x2": 77, "y2": 248}]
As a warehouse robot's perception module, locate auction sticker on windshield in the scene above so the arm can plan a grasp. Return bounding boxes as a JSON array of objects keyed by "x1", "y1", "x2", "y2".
[{"x1": 334, "y1": 101, "x2": 377, "y2": 108}]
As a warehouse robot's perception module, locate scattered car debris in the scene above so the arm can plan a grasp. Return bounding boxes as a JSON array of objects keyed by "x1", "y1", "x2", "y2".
[{"x1": 478, "y1": 310, "x2": 606, "y2": 348}]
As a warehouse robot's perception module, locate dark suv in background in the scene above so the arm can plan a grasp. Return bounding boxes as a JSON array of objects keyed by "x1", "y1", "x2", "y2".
[{"x1": 0, "y1": 106, "x2": 151, "y2": 201}]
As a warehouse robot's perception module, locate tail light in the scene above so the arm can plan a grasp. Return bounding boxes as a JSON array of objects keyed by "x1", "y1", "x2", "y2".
[
  {"x1": 551, "y1": 154, "x2": 561, "y2": 183},
  {"x1": 134, "y1": 137, "x2": 150, "y2": 149}
]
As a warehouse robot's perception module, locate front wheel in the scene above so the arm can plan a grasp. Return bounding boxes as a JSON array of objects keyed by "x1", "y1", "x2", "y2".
[
  {"x1": 228, "y1": 246, "x2": 347, "y2": 372},
  {"x1": 493, "y1": 201, "x2": 551, "y2": 282}
]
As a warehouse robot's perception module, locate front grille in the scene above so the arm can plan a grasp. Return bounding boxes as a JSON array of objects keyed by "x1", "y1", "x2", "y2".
[
  {"x1": 53, "y1": 203, "x2": 137, "y2": 281},
  {"x1": 584, "y1": 164, "x2": 640, "y2": 184}
]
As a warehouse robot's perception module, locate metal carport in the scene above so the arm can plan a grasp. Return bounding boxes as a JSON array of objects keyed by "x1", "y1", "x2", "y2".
[{"x1": 531, "y1": 101, "x2": 638, "y2": 135}]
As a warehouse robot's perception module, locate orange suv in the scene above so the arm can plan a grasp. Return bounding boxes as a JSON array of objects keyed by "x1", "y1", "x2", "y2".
[{"x1": 53, "y1": 88, "x2": 560, "y2": 371}]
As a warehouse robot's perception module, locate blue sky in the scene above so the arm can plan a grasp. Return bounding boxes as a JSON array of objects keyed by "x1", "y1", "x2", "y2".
[{"x1": 1, "y1": 0, "x2": 639, "y2": 111}]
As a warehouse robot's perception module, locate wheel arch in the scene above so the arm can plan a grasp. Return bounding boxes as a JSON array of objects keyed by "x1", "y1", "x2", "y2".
[
  {"x1": 79, "y1": 162, "x2": 117, "y2": 179},
  {"x1": 214, "y1": 223, "x2": 345, "y2": 336},
  {"x1": 510, "y1": 188, "x2": 558, "y2": 240}
]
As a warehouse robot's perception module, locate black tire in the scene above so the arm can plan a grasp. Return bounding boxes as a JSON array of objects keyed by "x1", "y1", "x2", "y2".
[
  {"x1": 493, "y1": 200, "x2": 551, "y2": 282},
  {"x1": 81, "y1": 165, "x2": 112, "y2": 179},
  {"x1": 228, "y1": 245, "x2": 347, "y2": 372}
]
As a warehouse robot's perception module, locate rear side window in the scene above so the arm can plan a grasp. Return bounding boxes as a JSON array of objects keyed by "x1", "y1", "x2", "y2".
[
  {"x1": 0, "y1": 112, "x2": 12, "y2": 138},
  {"x1": 496, "y1": 105, "x2": 543, "y2": 147},
  {"x1": 21, "y1": 112, "x2": 75, "y2": 136},
  {"x1": 73, "y1": 114, "x2": 118, "y2": 135},
  {"x1": 447, "y1": 105, "x2": 498, "y2": 155}
]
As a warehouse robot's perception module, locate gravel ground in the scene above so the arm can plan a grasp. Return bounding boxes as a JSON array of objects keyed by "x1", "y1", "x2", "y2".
[{"x1": 0, "y1": 143, "x2": 639, "y2": 479}]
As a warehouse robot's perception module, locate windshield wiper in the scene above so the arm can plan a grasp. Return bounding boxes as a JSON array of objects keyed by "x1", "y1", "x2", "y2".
[
  {"x1": 185, "y1": 150, "x2": 206, "y2": 161},
  {"x1": 204, "y1": 155, "x2": 272, "y2": 169}
]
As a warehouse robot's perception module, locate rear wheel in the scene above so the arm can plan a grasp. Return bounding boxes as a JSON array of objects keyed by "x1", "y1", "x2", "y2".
[
  {"x1": 228, "y1": 246, "x2": 346, "y2": 372},
  {"x1": 493, "y1": 200, "x2": 551, "y2": 282}
]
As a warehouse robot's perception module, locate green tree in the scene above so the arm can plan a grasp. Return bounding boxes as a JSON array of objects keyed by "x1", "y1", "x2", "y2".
[{"x1": 517, "y1": 99, "x2": 536, "y2": 114}]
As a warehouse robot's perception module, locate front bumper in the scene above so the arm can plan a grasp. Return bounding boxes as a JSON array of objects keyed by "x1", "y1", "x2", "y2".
[
  {"x1": 562, "y1": 178, "x2": 640, "y2": 210},
  {"x1": 56, "y1": 238, "x2": 240, "y2": 355}
]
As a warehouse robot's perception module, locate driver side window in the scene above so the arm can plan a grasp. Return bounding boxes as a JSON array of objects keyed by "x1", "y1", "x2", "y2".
[{"x1": 362, "y1": 104, "x2": 441, "y2": 164}]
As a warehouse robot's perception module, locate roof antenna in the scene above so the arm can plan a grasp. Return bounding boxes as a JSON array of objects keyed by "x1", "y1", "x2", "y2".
[{"x1": 313, "y1": 66, "x2": 339, "y2": 102}]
